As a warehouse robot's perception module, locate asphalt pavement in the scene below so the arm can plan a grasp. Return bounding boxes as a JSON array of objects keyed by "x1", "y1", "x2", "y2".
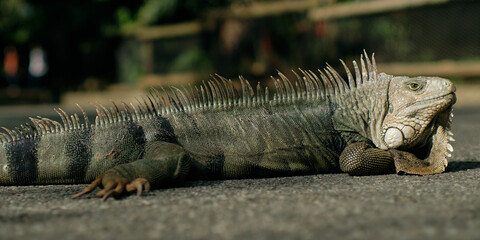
[{"x1": 0, "y1": 104, "x2": 479, "y2": 240}]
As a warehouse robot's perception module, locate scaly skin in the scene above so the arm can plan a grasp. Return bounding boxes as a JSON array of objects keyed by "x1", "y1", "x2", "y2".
[{"x1": 0, "y1": 52, "x2": 456, "y2": 200}]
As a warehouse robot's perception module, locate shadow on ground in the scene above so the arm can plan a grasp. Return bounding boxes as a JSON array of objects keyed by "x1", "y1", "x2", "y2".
[{"x1": 446, "y1": 161, "x2": 480, "y2": 172}]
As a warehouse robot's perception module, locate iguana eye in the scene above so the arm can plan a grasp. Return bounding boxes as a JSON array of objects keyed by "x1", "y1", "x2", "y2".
[{"x1": 408, "y1": 82, "x2": 420, "y2": 90}]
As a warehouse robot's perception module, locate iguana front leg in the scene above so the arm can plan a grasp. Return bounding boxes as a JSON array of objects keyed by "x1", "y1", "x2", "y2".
[
  {"x1": 73, "y1": 141, "x2": 191, "y2": 200},
  {"x1": 339, "y1": 142, "x2": 395, "y2": 175},
  {"x1": 340, "y1": 142, "x2": 446, "y2": 176}
]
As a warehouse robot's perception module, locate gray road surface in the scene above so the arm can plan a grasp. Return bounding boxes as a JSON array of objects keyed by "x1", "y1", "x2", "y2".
[{"x1": 0, "y1": 105, "x2": 479, "y2": 240}]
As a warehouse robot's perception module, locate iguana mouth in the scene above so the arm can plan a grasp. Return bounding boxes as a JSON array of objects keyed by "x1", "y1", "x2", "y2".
[
  {"x1": 426, "y1": 92, "x2": 456, "y2": 104},
  {"x1": 422, "y1": 90, "x2": 456, "y2": 101},
  {"x1": 406, "y1": 92, "x2": 456, "y2": 109}
]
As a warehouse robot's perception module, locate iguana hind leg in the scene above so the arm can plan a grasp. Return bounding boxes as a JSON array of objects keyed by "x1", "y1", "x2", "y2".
[{"x1": 73, "y1": 142, "x2": 191, "y2": 200}]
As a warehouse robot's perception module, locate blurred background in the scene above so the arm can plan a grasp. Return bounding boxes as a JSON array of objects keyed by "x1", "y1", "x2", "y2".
[{"x1": 0, "y1": 0, "x2": 479, "y2": 112}]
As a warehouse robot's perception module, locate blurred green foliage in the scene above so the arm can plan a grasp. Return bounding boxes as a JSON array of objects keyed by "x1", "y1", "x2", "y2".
[
  {"x1": 371, "y1": 17, "x2": 411, "y2": 58},
  {"x1": 137, "y1": 0, "x2": 178, "y2": 25},
  {"x1": 170, "y1": 48, "x2": 213, "y2": 73}
]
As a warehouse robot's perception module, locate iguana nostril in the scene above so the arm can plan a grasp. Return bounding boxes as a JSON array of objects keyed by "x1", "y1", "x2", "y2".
[{"x1": 443, "y1": 81, "x2": 455, "y2": 92}]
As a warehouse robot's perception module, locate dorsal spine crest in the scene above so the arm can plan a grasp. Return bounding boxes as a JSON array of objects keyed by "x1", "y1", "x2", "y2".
[{"x1": 0, "y1": 52, "x2": 379, "y2": 145}]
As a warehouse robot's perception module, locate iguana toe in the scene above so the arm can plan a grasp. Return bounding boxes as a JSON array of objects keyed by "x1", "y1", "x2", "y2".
[
  {"x1": 126, "y1": 178, "x2": 150, "y2": 196},
  {"x1": 96, "y1": 179, "x2": 129, "y2": 200},
  {"x1": 71, "y1": 174, "x2": 104, "y2": 199}
]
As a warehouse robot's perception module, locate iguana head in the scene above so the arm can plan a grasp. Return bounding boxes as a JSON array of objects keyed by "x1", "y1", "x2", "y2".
[
  {"x1": 381, "y1": 76, "x2": 456, "y2": 150},
  {"x1": 378, "y1": 75, "x2": 456, "y2": 166},
  {"x1": 381, "y1": 77, "x2": 456, "y2": 172}
]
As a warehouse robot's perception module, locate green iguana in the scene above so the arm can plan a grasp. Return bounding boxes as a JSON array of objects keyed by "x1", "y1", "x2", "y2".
[{"x1": 0, "y1": 52, "x2": 456, "y2": 200}]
